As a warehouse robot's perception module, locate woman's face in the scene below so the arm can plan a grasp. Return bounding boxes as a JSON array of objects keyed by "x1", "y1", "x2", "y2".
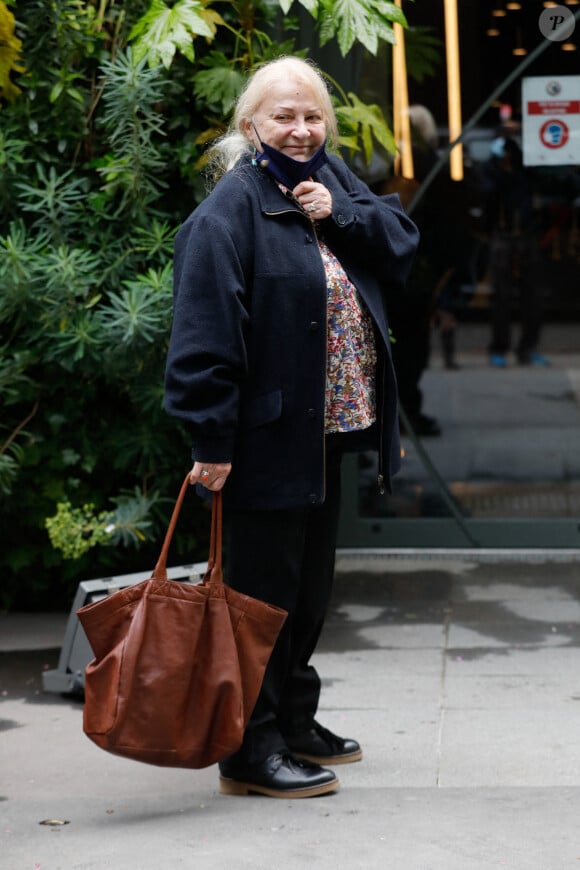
[{"x1": 247, "y1": 77, "x2": 327, "y2": 161}]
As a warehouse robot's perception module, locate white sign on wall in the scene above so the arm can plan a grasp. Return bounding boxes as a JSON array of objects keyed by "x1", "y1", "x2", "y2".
[{"x1": 522, "y1": 76, "x2": 580, "y2": 166}]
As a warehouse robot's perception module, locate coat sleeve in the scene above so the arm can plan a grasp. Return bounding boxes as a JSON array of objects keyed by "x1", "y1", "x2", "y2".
[
  {"x1": 320, "y1": 156, "x2": 420, "y2": 291},
  {"x1": 164, "y1": 207, "x2": 250, "y2": 463}
]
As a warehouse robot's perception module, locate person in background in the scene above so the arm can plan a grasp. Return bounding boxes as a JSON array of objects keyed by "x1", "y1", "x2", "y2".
[
  {"x1": 164, "y1": 57, "x2": 419, "y2": 799},
  {"x1": 384, "y1": 105, "x2": 467, "y2": 436},
  {"x1": 483, "y1": 135, "x2": 548, "y2": 368}
]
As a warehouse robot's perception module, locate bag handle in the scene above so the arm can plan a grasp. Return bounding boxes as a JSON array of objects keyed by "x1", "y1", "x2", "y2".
[
  {"x1": 152, "y1": 474, "x2": 223, "y2": 585},
  {"x1": 204, "y1": 489, "x2": 223, "y2": 584}
]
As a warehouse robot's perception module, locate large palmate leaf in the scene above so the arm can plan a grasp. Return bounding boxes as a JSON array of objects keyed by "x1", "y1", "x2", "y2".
[
  {"x1": 129, "y1": 0, "x2": 217, "y2": 68},
  {"x1": 193, "y1": 52, "x2": 246, "y2": 115},
  {"x1": 336, "y1": 93, "x2": 396, "y2": 163},
  {"x1": 316, "y1": 0, "x2": 405, "y2": 56}
]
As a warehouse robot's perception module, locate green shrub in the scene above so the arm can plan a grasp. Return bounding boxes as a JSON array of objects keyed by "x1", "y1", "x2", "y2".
[{"x1": 0, "y1": 0, "x2": 404, "y2": 610}]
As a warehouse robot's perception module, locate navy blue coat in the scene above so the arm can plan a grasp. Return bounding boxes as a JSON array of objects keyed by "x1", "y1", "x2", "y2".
[{"x1": 165, "y1": 154, "x2": 419, "y2": 510}]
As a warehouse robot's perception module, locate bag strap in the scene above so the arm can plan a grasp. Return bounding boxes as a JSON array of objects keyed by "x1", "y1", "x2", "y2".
[
  {"x1": 203, "y1": 490, "x2": 223, "y2": 584},
  {"x1": 152, "y1": 475, "x2": 223, "y2": 585}
]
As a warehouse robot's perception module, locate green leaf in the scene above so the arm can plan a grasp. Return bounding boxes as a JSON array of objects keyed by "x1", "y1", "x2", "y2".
[
  {"x1": 0, "y1": 0, "x2": 24, "y2": 103},
  {"x1": 66, "y1": 87, "x2": 85, "y2": 105},
  {"x1": 49, "y1": 81, "x2": 64, "y2": 103},
  {"x1": 318, "y1": 0, "x2": 404, "y2": 56},
  {"x1": 405, "y1": 26, "x2": 443, "y2": 84},
  {"x1": 133, "y1": 219, "x2": 177, "y2": 258},
  {"x1": 193, "y1": 59, "x2": 246, "y2": 115},
  {"x1": 108, "y1": 487, "x2": 159, "y2": 547},
  {"x1": 61, "y1": 448, "x2": 81, "y2": 467},
  {"x1": 44, "y1": 310, "x2": 105, "y2": 369},
  {"x1": 129, "y1": 0, "x2": 214, "y2": 69},
  {"x1": 98, "y1": 265, "x2": 173, "y2": 346},
  {"x1": 0, "y1": 451, "x2": 21, "y2": 498},
  {"x1": 336, "y1": 93, "x2": 396, "y2": 163},
  {"x1": 281, "y1": 0, "x2": 319, "y2": 15},
  {"x1": 337, "y1": 132, "x2": 359, "y2": 151}
]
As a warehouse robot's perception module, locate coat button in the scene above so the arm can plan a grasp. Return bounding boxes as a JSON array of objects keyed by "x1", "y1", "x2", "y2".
[
  {"x1": 307, "y1": 408, "x2": 316, "y2": 418},
  {"x1": 336, "y1": 214, "x2": 347, "y2": 226},
  {"x1": 309, "y1": 493, "x2": 318, "y2": 504},
  {"x1": 305, "y1": 233, "x2": 313, "y2": 243},
  {"x1": 309, "y1": 321, "x2": 319, "y2": 332}
]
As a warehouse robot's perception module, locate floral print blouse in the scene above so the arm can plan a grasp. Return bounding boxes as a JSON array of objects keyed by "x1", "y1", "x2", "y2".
[
  {"x1": 273, "y1": 178, "x2": 377, "y2": 434},
  {"x1": 319, "y1": 240, "x2": 377, "y2": 434}
]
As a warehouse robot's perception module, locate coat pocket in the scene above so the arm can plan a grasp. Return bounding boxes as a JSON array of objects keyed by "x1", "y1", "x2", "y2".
[{"x1": 240, "y1": 389, "x2": 282, "y2": 429}]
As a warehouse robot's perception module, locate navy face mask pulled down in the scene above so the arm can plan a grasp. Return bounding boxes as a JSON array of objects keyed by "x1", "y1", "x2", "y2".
[{"x1": 254, "y1": 140, "x2": 329, "y2": 190}]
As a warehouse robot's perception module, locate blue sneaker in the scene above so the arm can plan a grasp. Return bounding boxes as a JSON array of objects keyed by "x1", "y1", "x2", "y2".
[
  {"x1": 518, "y1": 351, "x2": 550, "y2": 366},
  {"x1": 490, "y1": 353, "x2": 507, "y2": 368},
  {"x1": 528, "y1": 352, "x2": 550, "y2": 367}
]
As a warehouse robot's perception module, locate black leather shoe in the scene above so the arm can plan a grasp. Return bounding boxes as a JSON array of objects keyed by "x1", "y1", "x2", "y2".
[
  {"x1": 219, "y1": 751, "x2": 339, "y2": 798},
  {"x1": 285, "y1": 721, "x2": 362, "y2": 765}
]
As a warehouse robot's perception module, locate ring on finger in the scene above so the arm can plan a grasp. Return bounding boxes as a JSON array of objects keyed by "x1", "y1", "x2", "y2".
[{"x1": 200, "y1": 469, "x2": 210, "y2": 478}]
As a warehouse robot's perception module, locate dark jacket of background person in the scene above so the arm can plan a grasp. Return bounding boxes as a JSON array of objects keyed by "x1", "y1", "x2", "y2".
[
  {"x1": 481, "y1": 136, "x2": 544, "y2": 362},
  {"x1": 380, "y1": 122, "x2": 472, "y2": 429},
  {"x1": 165, "y1": 153, "x2": 419, "y2": 509},
  {"x1": 482, "y1": 137, "x2": 534, "y2": 237}
]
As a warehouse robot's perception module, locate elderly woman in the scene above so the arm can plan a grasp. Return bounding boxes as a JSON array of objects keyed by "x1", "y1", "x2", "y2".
[{"x1": 165, "y1": 56, "x2": 419, "y2": 799}]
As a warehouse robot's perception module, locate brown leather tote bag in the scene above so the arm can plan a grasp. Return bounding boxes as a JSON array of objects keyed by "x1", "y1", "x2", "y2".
[{"x1": 77, "y1": 476, "x2": 287, "y2": 768}]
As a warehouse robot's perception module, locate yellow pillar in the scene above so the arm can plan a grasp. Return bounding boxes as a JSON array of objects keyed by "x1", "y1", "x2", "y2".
[
  {"x1": 444, "y1": 0, "x2": 464, "y2": 180},
  {"x1": 393, "y1": 0, "x2": 414, "y2": 178}
]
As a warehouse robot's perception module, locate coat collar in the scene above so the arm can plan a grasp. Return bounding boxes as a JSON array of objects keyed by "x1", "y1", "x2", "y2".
[
  {"x1": 238, "y1": 153, "x2": 351, "y2": 225},
  {"x1": 242, "y1": 158, "x2": 305, "y2": 217}
]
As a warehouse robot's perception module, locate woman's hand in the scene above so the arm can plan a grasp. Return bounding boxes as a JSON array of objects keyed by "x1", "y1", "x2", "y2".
[
  {"x1": 293, "y1": 180, "x2": 333, "y2": 220},
  {"x1": 189, "y1": 461, "x2": 232, "y2": 491}
]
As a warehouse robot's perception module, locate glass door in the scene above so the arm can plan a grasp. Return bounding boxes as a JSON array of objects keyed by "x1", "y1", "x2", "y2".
[{"x1": 339, "y1": 1, "x2": 580, "y2": 549}]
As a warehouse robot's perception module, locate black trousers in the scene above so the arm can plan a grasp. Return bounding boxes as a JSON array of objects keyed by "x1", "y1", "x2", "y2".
[
  {"x1": 221, "y1": 436, "x2": 344, "y2": 765},
  {"x1": 488, "y1": 234, "x2": 542, "y2": 357},
  {"x1": 388, "y1": 298, "x2": 431, "y2": 419}
]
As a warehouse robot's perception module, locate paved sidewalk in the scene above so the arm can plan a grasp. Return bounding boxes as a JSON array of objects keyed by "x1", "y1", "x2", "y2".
[{"x1": 2, "y1": 556, "x2": 580, "y2": 869}]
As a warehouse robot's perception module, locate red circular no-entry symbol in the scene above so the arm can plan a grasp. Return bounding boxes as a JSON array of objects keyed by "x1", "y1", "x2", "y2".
[{"x1": 539, "y1": 118, "x2": 569, "y2": 149}]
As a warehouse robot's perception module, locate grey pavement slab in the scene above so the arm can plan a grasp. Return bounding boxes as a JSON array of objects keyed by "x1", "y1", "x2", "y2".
[
  {"x1": 4, "y1": 787, "x2": 580, "y2": 870},
  {"x1": 0, "y1": 613, "x2": 68, "y2": 652},
  {"x1": 412, "y1": 352, "x2": 580, "y2": 491},
  {"x1": 2, "y1": 558, "x2": 580, "y2": 868}
]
